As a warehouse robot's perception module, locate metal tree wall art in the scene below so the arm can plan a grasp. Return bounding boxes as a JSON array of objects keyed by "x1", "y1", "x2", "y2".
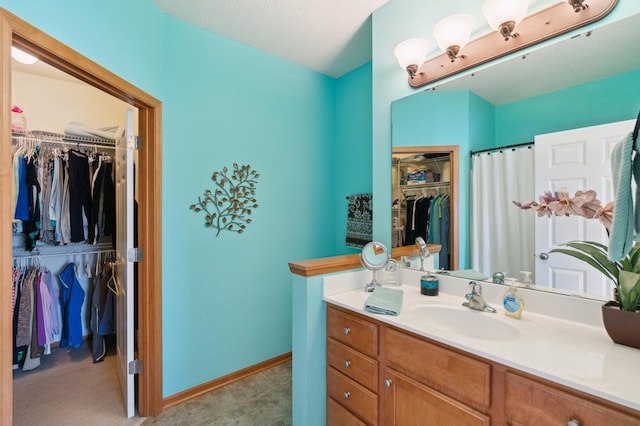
[{"x1": 190, "y1": 163, "x2": 260, "y2": 236}]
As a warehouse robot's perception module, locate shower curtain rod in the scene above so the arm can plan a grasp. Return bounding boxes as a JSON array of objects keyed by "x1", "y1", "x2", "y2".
[{"x1": 470, "y1": 141, "x2": 533, "y2": 156}]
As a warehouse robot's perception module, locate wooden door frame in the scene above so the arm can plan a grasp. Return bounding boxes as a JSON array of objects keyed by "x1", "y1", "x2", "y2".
[
  {"x1": 392, "y1": 145, "x2": 459, "y2": 270},
  {"x1": 0, "y1": 9, "x2": 163, "y2": 423}
]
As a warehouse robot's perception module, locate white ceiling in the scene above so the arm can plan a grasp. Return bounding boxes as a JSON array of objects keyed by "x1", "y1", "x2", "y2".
[{"x1": 152, "y1": 0, "x2": 388, "y2": 78}]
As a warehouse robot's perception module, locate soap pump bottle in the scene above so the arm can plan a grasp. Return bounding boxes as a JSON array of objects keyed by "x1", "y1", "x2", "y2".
[
  {"x1": 520, "y1": 271, "x2": 533, "y2": 288},
  {"x1": 503, "y1": 278, "x2": 524, "y2": 319}
]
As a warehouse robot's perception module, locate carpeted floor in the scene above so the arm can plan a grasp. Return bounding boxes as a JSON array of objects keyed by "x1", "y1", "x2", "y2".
[
  {"x1": 12, "y1": 341, "x2": 145, "y2": 426},
  {"x1": 143, "y1": 361, "x2": 292, "y2": 426},
  {"x1": 13, "y1": 342, "x2": 292, "y2": 426}
]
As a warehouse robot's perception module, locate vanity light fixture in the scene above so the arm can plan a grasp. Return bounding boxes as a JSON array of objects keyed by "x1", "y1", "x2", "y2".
[
  {"x1": 395, "y1": 0, "x2": 617, "y2": 88},
  {"x1": 393, "y1": 38, "x2": 430, "y2": 78},
  {"x1": 481, "y1": 0, "x2": 530, "y2": 41},
  {"x1": 432, "y1": 14, "x2": 476, "y2": 62},
  {"x1": 11, "y1": 46, "x2": 38, "y2": 65},
  {"x1": 567, "y1": 0, "x2": 588, "y2": 12}
]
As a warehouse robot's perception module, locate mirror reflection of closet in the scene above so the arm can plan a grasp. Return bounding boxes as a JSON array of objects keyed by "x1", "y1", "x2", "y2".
[{"x1": 392, "y1": 145, "x2": 459, "y2": 270}]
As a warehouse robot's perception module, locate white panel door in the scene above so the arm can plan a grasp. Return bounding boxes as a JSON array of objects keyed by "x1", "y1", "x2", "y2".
[
  {"x1": 115, "y1": 108, "x2": 135, "y2": 417},
  {"x1": 534, "y1": 119, "x2": 634, "y2": 297}
]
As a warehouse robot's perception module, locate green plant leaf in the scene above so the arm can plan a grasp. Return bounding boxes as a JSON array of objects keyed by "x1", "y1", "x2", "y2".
[
  {"x1": 628, "y1": 242, "x2": 640, "y2": 272},
  {"x1": 618, "y1": 270, "x2": 640, "y2": 311},
  {"x1": 561, "y1": 241, "x2": 619, "y2": 279},
  {"x1": 549, "y1": 248, "x2": 618, "y2": 282}
]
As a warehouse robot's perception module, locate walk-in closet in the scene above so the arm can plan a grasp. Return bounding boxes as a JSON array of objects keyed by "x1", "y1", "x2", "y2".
[
  {"x1": 392, "y1": 145, "x2": 459, "y2": 270},
  {"x1": 10, "y1": 50, "x2": 138, "y2": 424}
]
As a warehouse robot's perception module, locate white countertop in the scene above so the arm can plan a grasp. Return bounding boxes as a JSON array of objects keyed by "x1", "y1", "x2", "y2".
[{"x1": 323, "y1": 268, "x2": 640, "y2": 411}]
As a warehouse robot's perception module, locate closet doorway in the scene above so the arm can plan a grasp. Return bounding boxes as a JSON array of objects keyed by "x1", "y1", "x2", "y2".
[
  {"x1": 0, "y1": 8, "x2": 163, "y2": 423},
  {"x1": 391, "y1": 145, "x2": 459, "y2": 270}
]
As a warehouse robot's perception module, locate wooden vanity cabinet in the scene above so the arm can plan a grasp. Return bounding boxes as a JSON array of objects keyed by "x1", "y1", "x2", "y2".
[
  {"x1": 504, "y1": 372, "x2": 640, "y2": 426},
  {"x1": 326, "y1": 305, "x2": 640, "y2": 426},
  {"x1": 382, "y1": 327, "x2": 491, "y2": 425},
  {"x1": 326, "y1": 306, "x2": 379, "y2": 425},
  {"x1": 382, "y1": 367, "x2": 490, "y2": 425}
]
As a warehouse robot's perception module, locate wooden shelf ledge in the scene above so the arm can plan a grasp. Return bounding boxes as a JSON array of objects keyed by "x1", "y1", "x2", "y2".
[{"x1": 289, "y1": 244, "x2": 441, "y2": 277}]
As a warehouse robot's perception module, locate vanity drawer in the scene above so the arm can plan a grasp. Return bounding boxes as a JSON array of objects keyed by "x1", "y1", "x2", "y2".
[
  {"x1": 327, "y1": 397, "x2": 369, "y2": 426},
  {"x1": 327, "y1": 366, "x2": 378, "y2": 425},
  {"x1": 505, "y1": 372, "x2": 640, "y2": 426},
  {"x1": 327, "y1": 338, "x2": 378, "y2": 392},
  {"x1": 385, "y1": 327, "x2": 491, "y2": 410},
  {"x1": 327, "y1": 306, "x2": 378, "y2": 357}
]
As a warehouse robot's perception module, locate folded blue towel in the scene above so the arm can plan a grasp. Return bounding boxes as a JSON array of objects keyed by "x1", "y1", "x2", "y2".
[
  {"x1": 440, "y1": 269, "x2": 489, "y2": 280},
  {"x1": 364, "y1": 287, "x2": 404, "y2": 316}
]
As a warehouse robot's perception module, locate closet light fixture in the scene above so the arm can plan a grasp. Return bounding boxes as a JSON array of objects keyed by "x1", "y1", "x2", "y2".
[
  {"x1": 11, "y1": 46, "x2": 38, "y2": 65},
  {"x1": 394, "y1": 0, "x2": 617, "y2": 88}
]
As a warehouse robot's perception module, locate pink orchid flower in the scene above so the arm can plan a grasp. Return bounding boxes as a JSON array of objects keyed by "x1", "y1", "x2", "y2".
[
  {"x1": 514, "y1": 187, "x2": 613, "y2": 232},
  {"x1": 594, "y1": 201, "x2": 614, "y2": 232}
]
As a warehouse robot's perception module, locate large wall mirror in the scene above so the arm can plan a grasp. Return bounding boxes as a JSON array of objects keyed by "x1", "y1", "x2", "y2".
[{"x1": 391, "y1": 12, "x2": 640, "y2": 301}]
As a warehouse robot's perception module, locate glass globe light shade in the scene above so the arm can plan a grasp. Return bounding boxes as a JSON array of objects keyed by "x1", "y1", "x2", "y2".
[
  {"x1": 393, "y1": 38, "x2": 430, "y2": 70},
  {"x1": 481, "y1": 0, "x2": 530, "y2": 31},
  {"x1": 433, "y1": 14, "x2": 476, "y2": 54}
]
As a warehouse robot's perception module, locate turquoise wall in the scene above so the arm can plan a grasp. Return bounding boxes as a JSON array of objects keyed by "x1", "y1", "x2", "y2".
[
  {"x1": 391, "y1": 90, "x2": 494, "y2": 267},
  {"x1": 160, "y1": 18, "x2": 337, "y2": 395},
  {"x1": 335, "y1": 62, "x2": 373, "y2": 255},
  {"x1": 495, "y1": 69, "x2": 640, "y2": 146},
  {"x1": 1, "y1": 0, "x2": 349, "y2": 398},
  {"x1": 0, "y1": 0, "x2": 165, "y2": 97},
  {"x1": 373, "y1": 0, "x2": 640, "y2": 263}
]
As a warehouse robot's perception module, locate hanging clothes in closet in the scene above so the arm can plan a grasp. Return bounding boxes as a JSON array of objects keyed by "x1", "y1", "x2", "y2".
[
  {"x1": 11, "y1": 257, "x2": 116, "y2": 370},
  {"x1": 90, "y1": 260, "x2": 118, "y2": 363},
  {"x1": 13, "y1": 147, "x2": 41, "y2": 251},
  {"x1": 403, "y1": 190, "x2": 451, "y2": 269},
  {"x1": 427, "y1": 192, "x2": 451, "y2": 270},
  {"x1": 58, "y1": 262, "x2": 86, "y2": 349},
  {"x1": 11, "y1": 135, "x2": 116, "y2": 252},
  {"x1": 404, "y1": 195, "x2": 431, "y2": 245},
  {"x1": 12, "y1": 262, "x2": 62, "y2": 370}
]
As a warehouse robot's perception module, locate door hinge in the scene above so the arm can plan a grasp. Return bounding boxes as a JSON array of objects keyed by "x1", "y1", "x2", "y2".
[
  {"x1": 128, "y1": 247, "x2": 142, "y2": 262},
  {"x1": 129, "y1": 359, "x2": 143, "y2": 375},
  {"x1": 127, "y1": 135, "x2": 142, "y2": 150}
]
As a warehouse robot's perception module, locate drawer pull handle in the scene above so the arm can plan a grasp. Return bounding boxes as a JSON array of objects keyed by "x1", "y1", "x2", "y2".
[
  {"x1": 567, "y1": 420, "x2": 581, "y2": 426},
  {"x1": 343, "y1": 391, "x2": 351, "y2": 399},
  {"x1": 384, "y1": 378, "x2": 393, "y2": 388},
  {"x1": 343, "y1": 327, "x2": 351, "y2": 335},
  {"x1": 343, "y1": 360, "x2": 351, "y2": 368}
]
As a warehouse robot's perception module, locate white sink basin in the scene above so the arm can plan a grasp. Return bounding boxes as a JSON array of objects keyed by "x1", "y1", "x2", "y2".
[{"x1": 404, "y1": 305, "x2": 521, "y2": 341}]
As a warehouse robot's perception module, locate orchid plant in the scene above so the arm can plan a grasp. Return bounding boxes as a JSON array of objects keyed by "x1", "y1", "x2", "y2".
[{"x1": 514, "y1": 188, "x2": 640, "y2": 312}]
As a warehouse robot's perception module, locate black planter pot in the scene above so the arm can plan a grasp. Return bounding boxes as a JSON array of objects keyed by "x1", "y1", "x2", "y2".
[{"x1": 601, "y1": 301, "x2": 640, "y2": 349}]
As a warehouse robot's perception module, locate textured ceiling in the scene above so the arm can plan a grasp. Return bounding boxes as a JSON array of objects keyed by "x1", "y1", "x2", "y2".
[{"x1": 152, "y1": 0, "x2": 388, "y2": 78}]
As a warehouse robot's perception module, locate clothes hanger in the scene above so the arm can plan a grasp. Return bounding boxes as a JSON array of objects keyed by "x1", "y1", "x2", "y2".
[{"x1": 107, "y1": 261, "x2": 121, "y2": 296}]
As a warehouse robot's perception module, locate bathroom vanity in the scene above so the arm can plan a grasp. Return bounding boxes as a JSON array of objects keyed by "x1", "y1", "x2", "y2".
[{"x1": 324, "y1": 269, "x2": 640, "y2": 425}]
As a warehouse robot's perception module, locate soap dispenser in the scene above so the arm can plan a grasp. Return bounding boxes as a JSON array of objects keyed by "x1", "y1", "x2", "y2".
[
  {"x1": 503, "y1": 278, "x2": 524, "y2": 319},
  {"x1": 520, "y1": 271, "x2": 533, "y2": 288}
]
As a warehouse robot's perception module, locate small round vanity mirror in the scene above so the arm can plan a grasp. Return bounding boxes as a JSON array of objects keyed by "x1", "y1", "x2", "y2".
[{"x1": 360, "y1": 241, "x2": 390, "y2": 292}]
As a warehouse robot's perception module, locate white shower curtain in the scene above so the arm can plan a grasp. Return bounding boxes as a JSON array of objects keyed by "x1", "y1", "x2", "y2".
[{"x1": 471, "y1": 146, "x2": 535, "y2": 281}]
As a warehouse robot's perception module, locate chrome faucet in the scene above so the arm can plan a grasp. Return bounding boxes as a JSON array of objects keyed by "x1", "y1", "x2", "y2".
[
  {"x1": 463, "y1": 281, "x2": 497, "y2": 313},
  {"x1": 492, "y1": 272, "x2": 505, "y2": 285}
]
